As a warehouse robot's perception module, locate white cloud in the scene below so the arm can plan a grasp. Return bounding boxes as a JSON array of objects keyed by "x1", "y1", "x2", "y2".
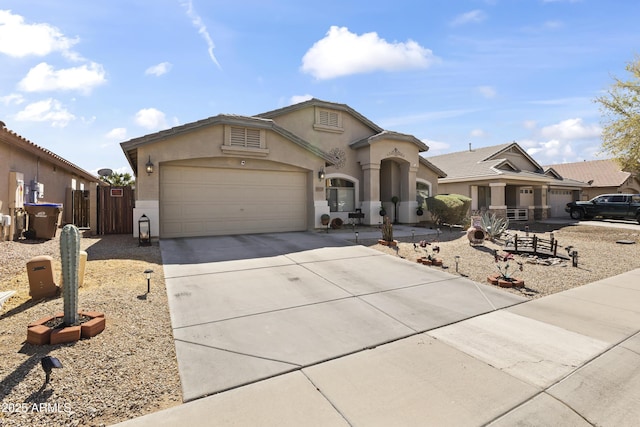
[
  {"x1": 180, "y1": 0, "x2": 221, "y2": 69},
  {"x1": 525, "y1": 139, "x2": 575, "y2": 160},
  {"x1": 470, "y1": 128, "x2": 488, "y2": 138},
  {"x1": 522, "y1": 120, "x2": 537, "y2": 130},
  {"x1": 14, "y1": 98, "x2": 75, "y2": 127},
  {"x1": 135, "y1": 108, "x2": 168, "y2": 130},
  {"x1": 289, "y1": 94, "x2": 313, "y2": 105},
  {"x1": 145, "y1": 62, "x2": 172, "y2": 76},
  {"x1": 18, "y1": 62, "x2": 106, "y2": 94},
  {"x1": 0, "y1": 10, "x2": 79, "y2": 59},
  {"x1": 450, "y1": 10, "x2": 487, "y2": 27},
  {"x1": 301, "y1": 26, "x2": 436, "y2": 80},
  {"x1": 477, "y1": 85, "x2": 496, "y2": 99},
  {"x1": 422, "y1": 139, "x2": 450, "y2": 154},
  {"x1": 540, "y1": 118, "x2": 601, "y2": 140},
  {"x1": 0, "y1": 93, "x2": 25, "y2": 105},
  {"x1": 106, "y1": 127, "x2": 127, "y2": 140}
]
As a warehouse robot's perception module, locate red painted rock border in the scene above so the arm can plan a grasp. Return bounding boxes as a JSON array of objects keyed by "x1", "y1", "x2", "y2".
[
  {"x1": 378, "y1": 239, "x2": 398, "y2": 247},
  {"x1": 487, "y1": 274, "x2": 524, "y2": 288},
  {"x1": 418, "y1": 257, "x2": 443, "y2": 266},
  {"x1": 27, "y1": 311, "x2": 105, "y2": 345}
]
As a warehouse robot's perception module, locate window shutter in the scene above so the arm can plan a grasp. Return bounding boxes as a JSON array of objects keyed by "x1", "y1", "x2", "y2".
[
  {"x1": 246, "y1": 129, "x2": 261, "y2": 148},
  {"x1": 230, "y1": 127, "x2": 246, "y2": 147}
]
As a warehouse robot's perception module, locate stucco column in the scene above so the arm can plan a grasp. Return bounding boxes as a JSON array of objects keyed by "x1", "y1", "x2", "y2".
[
  {"x1": 489, "y1": 182, "x2": 507, "y2": 218},
  {"x1": 398, "y1": 162, "x2": 418, "y2": 223},
  {"x1": 360, "y1": 162, "x2": 382, "y2": 225},
  {"x1": 470, "y1": 185, "x2": 478, "y2": 211}
]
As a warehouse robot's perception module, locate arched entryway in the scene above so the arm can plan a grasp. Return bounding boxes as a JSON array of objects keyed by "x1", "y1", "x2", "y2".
[{"x1": 379, "y1": 157, "x2": 417, "y2": 223}]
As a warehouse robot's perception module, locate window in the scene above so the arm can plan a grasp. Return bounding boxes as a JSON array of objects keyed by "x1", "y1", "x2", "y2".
[
  {"x1": 222, "y1": 125, "x2": 268, "y2": 156},
  {"x1": 416, "y1": 182, "x2": 431, "y2": 208},
  {"x1": 478, "y1": 186, "x2": 491, "y2": 209},
  {"x1": 326, "y1": 178, "x2": 354, "y2": 212},
  {"x1": 314, "y1": 108, "x2": 343, "y2": 133}
]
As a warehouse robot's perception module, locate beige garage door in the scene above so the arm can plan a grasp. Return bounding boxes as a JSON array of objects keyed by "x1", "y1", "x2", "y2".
[
  {"x1": 160, "y1": 165, "x2": 308, "y2": 238},
  {"x1": 549, "y1": 189, "x2": 573, "y2": 217}
]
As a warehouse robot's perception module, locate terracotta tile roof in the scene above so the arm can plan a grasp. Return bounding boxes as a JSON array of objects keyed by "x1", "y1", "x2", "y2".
[{"x1": 545, "y1": 159, "x2": 630, "y2": 187}]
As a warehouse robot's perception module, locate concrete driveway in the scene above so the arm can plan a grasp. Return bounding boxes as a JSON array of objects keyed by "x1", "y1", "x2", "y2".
[
  {"x1": 115, "y1": 230, "x2": 640, "y2": 426},
  {"x1": 159, "y1": 231, "x2": 526, "y2": 402}
]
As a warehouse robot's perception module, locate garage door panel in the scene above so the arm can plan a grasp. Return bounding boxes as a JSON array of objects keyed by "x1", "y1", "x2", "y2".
[{"x1": 160, "y1": 165, "x2": 308, "y2": 238}]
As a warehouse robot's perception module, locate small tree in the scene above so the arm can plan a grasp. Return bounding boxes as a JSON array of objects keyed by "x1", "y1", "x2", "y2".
[
  {"x1": 595, "y1": 55, "x2": 640, "y2": 173},
  {"x1": 426, "y1": 194, "x2": 471, "y2": 225},
  {"x1": 100, "y1": 172, "x2": 135, "y2": 187}
]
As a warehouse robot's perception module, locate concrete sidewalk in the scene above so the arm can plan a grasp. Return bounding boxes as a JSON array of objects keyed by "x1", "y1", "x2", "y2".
[{"x1": 115, "y1": 232, "x2": 640, "y2": 426}]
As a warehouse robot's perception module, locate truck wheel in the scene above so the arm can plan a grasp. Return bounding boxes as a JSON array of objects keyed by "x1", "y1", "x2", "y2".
[{"x1": 570, "y1": 209, "x2": 584, "y2": 220}]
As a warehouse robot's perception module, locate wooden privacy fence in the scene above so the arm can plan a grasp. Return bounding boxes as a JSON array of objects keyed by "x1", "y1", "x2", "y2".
[{"x1": 97, "y1": 186, "x2": 134, "y2": 234}]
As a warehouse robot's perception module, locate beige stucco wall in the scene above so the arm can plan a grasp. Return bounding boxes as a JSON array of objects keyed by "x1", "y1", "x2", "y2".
[{"x1": 1, "y1": 139, "x2": 98, "y2": 239}]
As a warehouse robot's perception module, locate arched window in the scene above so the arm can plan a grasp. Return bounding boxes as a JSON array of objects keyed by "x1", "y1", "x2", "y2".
[
  {"x1": 416, "y1": 182, "x2": 431, "y2": 208},
  {"x1": 326, "y1": 178, "x2": 355, "y2": 212}
]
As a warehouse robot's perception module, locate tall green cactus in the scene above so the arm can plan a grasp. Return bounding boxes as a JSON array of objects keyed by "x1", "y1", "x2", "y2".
[{"x1": 60, "y1": 224, "x2": 80, "y2": 326}]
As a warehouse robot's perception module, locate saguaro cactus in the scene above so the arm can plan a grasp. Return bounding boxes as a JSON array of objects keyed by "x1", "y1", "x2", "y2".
[{"x1": 60, "y1": 224, "x2": 80, "y2": 326}]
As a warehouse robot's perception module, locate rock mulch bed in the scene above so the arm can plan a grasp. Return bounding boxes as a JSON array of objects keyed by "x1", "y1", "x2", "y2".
[
  {"x1": 367, "y1": 223, "x2": 640, "y2": 299},
  {"x1": 0, "y1": 234, "x2": 181, "y2": 427}
]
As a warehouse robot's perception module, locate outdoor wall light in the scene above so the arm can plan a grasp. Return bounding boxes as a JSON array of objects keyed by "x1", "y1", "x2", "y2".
[
  {"x1": 144, "y1": 269, "x2": 154, "y2": 293},
  {"x1": 318, "y1": 168, "x2": 325, "y2": 180},
  {"x1": 138, "y1": 214, "x2": 151, "y2": 246},
  {"x1": 145, "y1": 156, "x2": 154, "y2": 175},
  {"x1": 41, "y1": 356, "x2": 63, "y2": 384}
]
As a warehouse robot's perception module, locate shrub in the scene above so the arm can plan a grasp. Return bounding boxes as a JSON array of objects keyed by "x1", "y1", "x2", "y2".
[
  {"x1": 426, "y1": 194, "x2": 471, "y2": 225},
  {"x1": 480, "y1": 211, "x2": 509, "y2": 241}
]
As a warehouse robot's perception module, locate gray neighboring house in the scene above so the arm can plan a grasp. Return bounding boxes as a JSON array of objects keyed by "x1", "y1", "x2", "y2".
[
  {"x1": 545, "y1": 159, "x2": 640, "y2": 201},
  {"x1": 426, "y1": 142, "x2": 586, "y2": 220}
]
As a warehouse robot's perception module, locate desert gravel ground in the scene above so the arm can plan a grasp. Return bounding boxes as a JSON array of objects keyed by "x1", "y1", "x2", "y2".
[
  {"x1": 0, "y1": 234, "x2": 180, "y2": 427},
  {"x1": 1, "y1": 221, "x2": 639, "y2": 426}
]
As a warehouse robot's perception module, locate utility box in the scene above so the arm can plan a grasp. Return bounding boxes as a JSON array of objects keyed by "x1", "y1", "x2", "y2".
[
  {"x1": 24, "y1": 203, "x2": 63, "y2": 239},
  {"x1": 27, "y1": 255, "x2": 59, "y2": 300},
  {"x1": 59, "y1": 250, "x2": 88, "y2": 288}
]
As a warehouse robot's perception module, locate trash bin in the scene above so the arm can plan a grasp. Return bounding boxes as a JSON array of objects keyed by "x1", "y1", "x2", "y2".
[
  {"x1": 27, "y1": 255, "x2": 59, "y2": 300},
  {"x1": 24, "y1": 203, "x2": 63, "y2": 240}
]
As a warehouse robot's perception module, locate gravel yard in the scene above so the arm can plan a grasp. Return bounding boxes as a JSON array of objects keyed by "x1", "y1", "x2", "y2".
[
  {"x1": 0, "y1": 234, "x2": 181, "y2": 427},
  {"x1": 1, "y1": 221, "x2": 639, "y2": 426}
]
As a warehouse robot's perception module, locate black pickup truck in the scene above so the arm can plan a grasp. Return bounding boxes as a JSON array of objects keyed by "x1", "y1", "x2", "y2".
[{"x1": 565, "y1": 194, "x2": 640, "y2": 223}]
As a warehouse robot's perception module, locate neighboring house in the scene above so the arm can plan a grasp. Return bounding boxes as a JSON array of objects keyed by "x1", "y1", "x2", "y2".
[
  {"x1": 426, "y1": 142, "x2": 586, "y2": 220},
  {"x1": 0, "y1": 123, "x2": 102, "y2": 240},
  {"x1": 120, "y1": 99, "x2": 446, "y2": 239},
  {"x1": 545, "y1": 159, "x2": 640, "y2": 201}
]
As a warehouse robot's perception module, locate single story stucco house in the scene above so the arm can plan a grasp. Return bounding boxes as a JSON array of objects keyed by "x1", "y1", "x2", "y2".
[
  {"x1": 545, "y1": 159, "x2": 640, "y2": 201},
  {"x1": 1, "y1": 122, "x2": 101, "y2": 240},
  {"x1": 426, "y1": 142, "x2": 586, "y2": 220},
  {"x1": 120, "y1": 99, "x2": 446, "y2": 239}
]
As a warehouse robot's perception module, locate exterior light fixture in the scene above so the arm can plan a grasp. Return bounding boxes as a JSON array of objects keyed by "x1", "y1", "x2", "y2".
[
  {"x1": 411, "y1": 229, "x2": 415, "y2": 242},
  {"x1": 355, "y1": 231, "x2": 359, "y2": 244},
  {"x1": 144, "y1": 269, "x2": 154, "y2": 293},
  {"x1": 145, "y1": 156, "x2": 154, "y2": 175},
  {"x1": 41, "y1": 356, "x2": 63, "y2": 384},
  {"x1": 318, "y1": 168, "x2": 325, "y2": 180},
  {"x1": 455, "y1": 255, "x2": 461, "y2": 273},
  {"x1": 138, "y1": 214, "x2": 151, "y2": 246}
]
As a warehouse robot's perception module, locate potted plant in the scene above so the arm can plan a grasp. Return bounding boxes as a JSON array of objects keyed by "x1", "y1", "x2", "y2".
[
  {"x1": 416, "y1": 240, "x2": 442, "y2": 266},
  {"x1": 487, "y1": 254, "x2": 524, "y2": 288},
  {"x1": 379, "y1": 205, "x2": 386, "y2": 216},
  {"x1": 320, "y1": 214, "x2": 330, "y2": 226},
  {"x1": 416, "y1": 206, "x2": 424, "y2": 216}
]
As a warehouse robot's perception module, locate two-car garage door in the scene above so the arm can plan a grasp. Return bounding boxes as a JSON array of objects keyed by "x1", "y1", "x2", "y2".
[{"x1": 160, "y1": 165, "x2": 308, "y2": 238}]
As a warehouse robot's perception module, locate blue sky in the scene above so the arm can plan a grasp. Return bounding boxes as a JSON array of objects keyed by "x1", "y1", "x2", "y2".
[{"x1": 1, "y1": 0, "x2": 639, "y2": 175}]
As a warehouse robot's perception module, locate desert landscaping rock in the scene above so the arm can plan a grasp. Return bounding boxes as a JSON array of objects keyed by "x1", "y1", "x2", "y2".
[{"x1": 1, "y1": 222, "x2": 639, "y2": 426}]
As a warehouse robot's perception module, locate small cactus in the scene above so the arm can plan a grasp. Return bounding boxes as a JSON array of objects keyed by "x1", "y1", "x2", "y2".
[
  {"x1": 381, "y1": 216, "x2": 394, "y2": 242},
  {"x1": 60, "y1": 224, "x2": 81, "y2": 326}
]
